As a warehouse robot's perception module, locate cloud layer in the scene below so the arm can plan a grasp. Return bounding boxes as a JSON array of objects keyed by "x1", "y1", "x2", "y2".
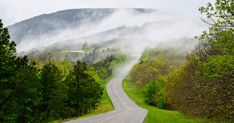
[
  {"x1": 14, "y1": 9, "x2": 207, "y2": 57},
  {"x1": 0, "y1": 0, "x2": 214, "y2": 26}
]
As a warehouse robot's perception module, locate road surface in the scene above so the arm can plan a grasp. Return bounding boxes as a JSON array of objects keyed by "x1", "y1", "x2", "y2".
[{"x1": 64, "y1": 60, "x2": 147, "y2": 123}]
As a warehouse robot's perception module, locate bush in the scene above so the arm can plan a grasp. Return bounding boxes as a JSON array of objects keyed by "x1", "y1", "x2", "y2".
[
  {"x1": 143, "y1": 81, "x2": 160, "y2": 106},
  {"x1": 143, "y1": 77, "x2": 168, "y2": 109},
  {"x1": 156, "y1": 90, "x2": 167, "y2": 109}
]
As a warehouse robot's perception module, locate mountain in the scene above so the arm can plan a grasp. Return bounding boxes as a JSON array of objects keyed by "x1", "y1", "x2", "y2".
[
  {"x1": 7, "y1": 9, "x2": 113, "y2": 43},
  {"x1": 7, "y1": 8, "x2": 155, "y2": 43},
  {"x1": 7, "y1": 8, "x2": 206, "y2": 53}
]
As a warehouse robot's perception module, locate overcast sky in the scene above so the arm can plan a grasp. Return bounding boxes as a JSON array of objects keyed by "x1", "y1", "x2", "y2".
[{"x1": 0, "y1": 0, "x2": 214, "y2": 26}]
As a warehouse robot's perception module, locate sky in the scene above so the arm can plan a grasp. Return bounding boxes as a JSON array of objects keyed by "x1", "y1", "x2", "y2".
[{"x1": 0, "y1": 0, "x2": 215, "y2": 26}]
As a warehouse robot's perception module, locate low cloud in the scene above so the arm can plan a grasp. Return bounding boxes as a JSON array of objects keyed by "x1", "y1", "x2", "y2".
[{"x1": 15, "y1": 9, "x2": 207, "y2": 57}]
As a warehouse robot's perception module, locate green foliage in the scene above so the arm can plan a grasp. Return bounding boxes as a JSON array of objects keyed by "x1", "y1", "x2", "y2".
[
  {"x1": 130, "y1": 48, "x2": 184, "y2": 87},
  {"x1": 0, "y1": 20, "x2": 107, "y2": 122},
  {"x1": 166, "y1": 0, "x2": 234, "y2": 121},
  {"x1": 199, "y1": 0, "x2": 233, "y2": 33},
  {"x1": 142, "y1": 77, "x2": 168, "y2": 109},
  {"x1": 155, "y1": 89, "x2": 167, "y2": 109},
  {"x1": 39, "y1": 63, "x2": 68, "y2": 121},
  {"x1": 130, "y1": 60, "x2": 161, "y2": 86},
  {"x1": 140, "y1": 48, "x2": 185, "y2": 63},
  {"x1": 65, "y1": 61, "x2": 103, "y2": 117},
  {"x1": 129, "y1": 48, "x2": 184, "y2": 109},
  {"x1": 0, "y1": 19, "x2": 41, "y2": 123},
  {"x1": 143, "y1": 81, "x2": 160, "y2": 105},
  {"x1": 14, "y1": 66, "x2": 40, "y2": 123},
  {"x1": 92, "y1": 54, "x2": 126, "y2": 80},
  {"x1": 123, "y1": 77, "x2": 211, "y2": 123}
]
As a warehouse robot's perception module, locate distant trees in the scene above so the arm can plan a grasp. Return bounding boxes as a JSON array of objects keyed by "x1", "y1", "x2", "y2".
[
  {"x1": 82, "y1": 41, "x2": 91, "y2": 52},
  {"x1": 93, "y1": 54, "x2": 127, "y2": 80},
  {"x1": 129, "y1": 48, "x2": 184, "y2": 109},
  {"x1": 0, "y1": 19, "x2": 104, "y2": 122},
  {"x1": 166, "y1": 0, "x2": 234, "y2": 120}
]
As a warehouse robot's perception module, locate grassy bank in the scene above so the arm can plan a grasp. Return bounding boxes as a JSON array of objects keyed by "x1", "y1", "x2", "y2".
[{"x1": 122, "y1": 77, "x2": 213, "y2": 123}]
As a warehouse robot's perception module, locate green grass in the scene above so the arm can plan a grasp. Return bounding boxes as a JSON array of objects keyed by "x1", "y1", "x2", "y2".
[
  {"x1": 122, "y1": 77, "x2": 215, "y2": 123},
  {"x1": 90, "y1": 77, "x2": 114, "y2": 115}
]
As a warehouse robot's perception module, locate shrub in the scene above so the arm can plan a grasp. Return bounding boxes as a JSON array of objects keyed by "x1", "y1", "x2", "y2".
[{"x1": 143, "y1": 81, "x2": 160, "y2": 106}]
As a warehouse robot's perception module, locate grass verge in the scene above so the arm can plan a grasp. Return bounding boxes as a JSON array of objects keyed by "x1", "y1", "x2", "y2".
[{"x1": 122, "y1": 76, "x2": 216, "y2": 123}]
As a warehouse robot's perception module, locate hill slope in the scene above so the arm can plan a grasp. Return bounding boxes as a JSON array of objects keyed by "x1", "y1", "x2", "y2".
[{"x1": 7, "y1": 8, "x2": 205, "y2": 54}]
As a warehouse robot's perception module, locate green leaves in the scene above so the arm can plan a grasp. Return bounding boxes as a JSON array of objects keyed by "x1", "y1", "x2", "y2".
[
  {"x1": 200, "y1": 55, "x2": 234, "y2": 79},
  {"x1": 39, "y1": 63, "x2": 66, "y2": 121},
  {"x1": 165, "y1": 0, "x2": 234, "y2": 121},
  {"x1": 0, "y1": 19, "x2": 105, "y2": 122},
  {"x1": 199, "y1": 0, "x2": 234, "y2": 41},
  {"x1": 143, "y1": 81, "x2": 160, "y2": 105},
  {"x1": 65, "y1": 61, "x2": 103, "y2": 116}
]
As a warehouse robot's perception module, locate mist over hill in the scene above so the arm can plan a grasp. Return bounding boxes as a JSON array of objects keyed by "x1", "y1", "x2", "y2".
[{"x1": 7, "y1": 8, "x2": 206, "y2": 56}]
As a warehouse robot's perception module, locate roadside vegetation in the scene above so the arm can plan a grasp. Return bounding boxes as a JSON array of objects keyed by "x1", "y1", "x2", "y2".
[
  {"x1": 123, "y1": 77, "x2": 211, "y2": 123},
  {"x1": 0, "y1": 19, "x2": 126, "y2": 122},
  {"x1": 127, "y1": 0, "x2": 233, "y2": 122}
]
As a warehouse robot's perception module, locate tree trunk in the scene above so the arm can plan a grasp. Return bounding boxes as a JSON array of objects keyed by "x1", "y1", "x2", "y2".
[{"x1": 18, "y1": 111, "x2": 24, "y2": 123}]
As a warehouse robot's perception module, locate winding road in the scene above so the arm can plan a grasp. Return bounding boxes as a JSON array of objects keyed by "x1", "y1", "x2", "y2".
[{"x1": 64, "y1": 60, "x2": 147, "y2": 123}]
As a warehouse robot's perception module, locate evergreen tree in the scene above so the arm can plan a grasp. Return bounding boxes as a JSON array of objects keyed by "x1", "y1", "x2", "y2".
[
  {"x1": 66, "y1": 61, "x2": 103, "y2": 116},
  {"x1": 0, "y1": 19, "x2": 41, "y2": 123},
  {"x1": 39, "y1": 63, "x2": 67, "y2": 121},
  {"x1": 0, "y1": 19, "x2": 17, "y2": 121},
  {"x1": 11, "y1": 60, "x2": 40, "y2": 123}
]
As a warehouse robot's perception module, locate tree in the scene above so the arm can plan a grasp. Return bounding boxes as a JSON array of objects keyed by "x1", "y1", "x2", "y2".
[
  {"x1": 199, "y1": 0, "x2": 233, "y2": 32},
  {"x1": 0, "y1": 20, "x2": 40, "y2": 122},
  {"x1": 11, "y1": 61, "x2": 41, "y2": 123},
  {"x1": 0, "y1": 19, "x2": 17, "y2": 117},
  {"x1": 0, "y1": 19, "x2": 41, "y2": 123},
  {"x1": 1, "y1": 57, "x2": 41, "y2": 123},
  {"x1": 0, "y1": 19, "x2": 105, "y2": 122},
  {"x1": 166, "y1": 0, "x2": 234, "y2": 120},
  {"x1": 82, "y1": 41, "x2": 90, "y2": 52},
  {"x1": 66, "y1": 61, "x2": 103, "y2": 116},
  {"x1": 143, "y1": 81, "x2": 160, "y2": 106},
  {"x1": 39, "y1": 63, "x2": 67, "y2": 121}
]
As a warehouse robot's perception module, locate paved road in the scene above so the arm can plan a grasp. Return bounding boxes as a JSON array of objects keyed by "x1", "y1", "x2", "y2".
[{"x1": 64, "y1": 60, "x2": 147, "y2": 123}]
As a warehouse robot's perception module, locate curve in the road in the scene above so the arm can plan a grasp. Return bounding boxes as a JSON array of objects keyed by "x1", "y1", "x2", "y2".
[{"x1": 64, "y1": 60, "x2": 147, "y2": 123}]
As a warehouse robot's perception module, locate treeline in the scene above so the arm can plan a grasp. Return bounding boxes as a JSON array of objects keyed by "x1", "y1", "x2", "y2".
[
  {"x1": 129, "y1": 0, "x2": 233, "y2": 121},
  {"x1": 0, "y1": 20, "x2": 126, "y2": 122},
  {"x1": 130, "y1": 48, "x2": 185, "y2": 109},
  {"x1": 167, "y1": 0, "x2": 234, "y2": 120},
  {"x1": 92, "y1": 54, "x2": 127, "y2": 80}
]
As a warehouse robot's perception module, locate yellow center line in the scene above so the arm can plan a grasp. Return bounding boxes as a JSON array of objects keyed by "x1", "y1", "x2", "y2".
[{"x1": 99, "y1": 75, "x2": 131, "y2": 123}]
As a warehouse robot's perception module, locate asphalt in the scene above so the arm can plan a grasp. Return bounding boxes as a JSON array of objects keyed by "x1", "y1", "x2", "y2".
[{"x1": 64, "y1": 60, "x2": 147, "y2": 123}]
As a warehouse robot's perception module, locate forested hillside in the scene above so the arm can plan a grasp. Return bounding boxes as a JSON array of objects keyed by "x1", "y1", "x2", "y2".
[
  {"x1": 0, "y1": 19, "x2": 127, "y2": 122},
  {"x1": 128, "y1": 0, "x2": 233, "y2": 122}
]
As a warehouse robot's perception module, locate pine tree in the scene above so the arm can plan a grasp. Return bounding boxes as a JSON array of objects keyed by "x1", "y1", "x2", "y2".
[
  {"x1": 39, "y1": 63, "x2": 67, "y2": 121},
  {"x1": 66, "y1": 61, "x2": 103, "y2": 116}
]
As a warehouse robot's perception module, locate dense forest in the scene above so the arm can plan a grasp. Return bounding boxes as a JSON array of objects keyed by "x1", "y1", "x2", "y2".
[
  {"x1": 0, "y1": 19, "x2": 126, "y2": 122},
  {"x1": 129, "y1": 0, "x2": 233, "y2": 122}
]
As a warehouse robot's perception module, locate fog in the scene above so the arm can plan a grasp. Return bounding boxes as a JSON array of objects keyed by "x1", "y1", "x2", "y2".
[
  {"x1": 1, "y1": 0, "x2": 214, "y2": 26},
  {"x1": 16, "y1": 9, "x2": 207, "y2": 57}
]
